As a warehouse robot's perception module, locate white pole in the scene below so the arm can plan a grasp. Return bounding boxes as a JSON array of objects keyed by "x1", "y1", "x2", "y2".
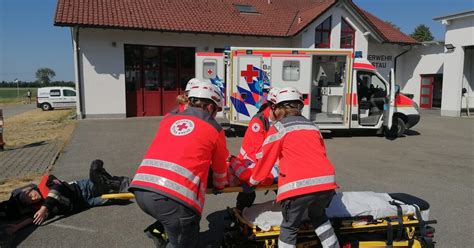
[{"x1": 14, "y1": 78, "x2": 19, "y2": 98}]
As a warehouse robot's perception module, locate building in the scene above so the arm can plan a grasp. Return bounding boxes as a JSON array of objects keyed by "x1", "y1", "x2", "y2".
[
  {"x1": 53, "y1": 0, "x2": 472, "y2": 118},
  {"x1": 433, "y1": 10, "x2": 474, "y2": 117}
]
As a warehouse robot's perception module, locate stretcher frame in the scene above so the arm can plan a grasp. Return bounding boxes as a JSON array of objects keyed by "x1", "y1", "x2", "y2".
[
  {"x1": 100, "y1": 185, "x2": 279, "y2": 199},
  {"x1": 223, "y1": 208, "x2": 436, "y2": 248}
]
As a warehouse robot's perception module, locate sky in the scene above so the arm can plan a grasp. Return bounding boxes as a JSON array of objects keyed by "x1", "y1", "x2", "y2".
[{"x1": 0, "y1": 0, "x2": 473, "y2": 82}]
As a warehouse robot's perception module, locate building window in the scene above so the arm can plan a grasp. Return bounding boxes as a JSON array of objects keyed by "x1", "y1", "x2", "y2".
[
  {"x1": 315, "y1": 16, "x2": 331, "y2": 48},
  {"x1": 235, "y1": 4, "x2": 258, "y2": 14},
  {"x1": 340, "y1": 18, "x2": 355, "y2": 49},
  {"x1": 282, "y1": 61, "x2": 300, "y2": 81}
]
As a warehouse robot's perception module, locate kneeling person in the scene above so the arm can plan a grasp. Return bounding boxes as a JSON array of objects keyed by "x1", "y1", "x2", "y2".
[
  {"x1": 129, "y1": 83, "x2": 229, "y2": 248},
  {"x1": 249, "y1": 87, "x2": 339, "y2": 248}
]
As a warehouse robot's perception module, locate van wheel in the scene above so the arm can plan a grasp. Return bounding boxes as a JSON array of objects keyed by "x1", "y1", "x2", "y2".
[
  {"x1": 41, "y1": 103, "x2": 52, "y2": 111},
  {"x1": 385, "y1": 116, "x2": 406, "y2": 138}
]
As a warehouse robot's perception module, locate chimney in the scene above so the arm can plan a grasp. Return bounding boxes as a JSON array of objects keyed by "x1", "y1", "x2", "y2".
[
  {"x1": 298, "y1": 16, "x2": 302, "y2": 24},
  {"x1": 267, "y1": 0, "x2": 271, "y2": 4}
]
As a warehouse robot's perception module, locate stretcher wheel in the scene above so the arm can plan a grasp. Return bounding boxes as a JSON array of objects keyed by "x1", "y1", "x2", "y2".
[{"x1": 101, "y1": 192, "x2": 135, "y2": 200}]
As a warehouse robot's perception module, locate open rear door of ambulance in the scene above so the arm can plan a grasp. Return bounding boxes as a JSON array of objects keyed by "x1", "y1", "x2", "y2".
[
  {"x1": 383, "y1": 68, "x2": 396, "y2": 131},
  {"x1": 195, "y1": 52, "x2": 226, "y2": 116},
  {"x1": 228, "y1": 49, "x2": 266, "y2": 126},
  {"x1": 270, "y1": 53, "x2": 312, "y2": 119}
]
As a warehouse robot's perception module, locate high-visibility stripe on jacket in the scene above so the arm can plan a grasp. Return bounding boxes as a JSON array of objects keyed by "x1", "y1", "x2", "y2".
[
  {"x1": 238, "y1": 107, "x2": 270, "y2": 163},
  {"x1": 249, "y1": 115, "x2": 337, "y2": 202},
  {"x1": 129, "y1": 107, "x2": 229, "y2": 215},
  {"x1": 229, "y1": 157, "x2": 275, "y2": 186},
  {"x1": 236, "y1": 107, "x2": 277, "y2": 185}
]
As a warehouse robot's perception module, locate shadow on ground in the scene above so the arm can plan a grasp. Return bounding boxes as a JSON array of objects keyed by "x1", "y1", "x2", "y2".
[{"x1": 200, "y1": 209, "x2": 232, "y2": 248}]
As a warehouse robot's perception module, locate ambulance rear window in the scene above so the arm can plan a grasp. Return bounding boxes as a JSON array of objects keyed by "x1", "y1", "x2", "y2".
[
  {"x1": 203, "y1": 60, "x2": 217, "y2": 79},
  {"x1": 283, "y1": 61, "x2": 300, "y2": 81}
]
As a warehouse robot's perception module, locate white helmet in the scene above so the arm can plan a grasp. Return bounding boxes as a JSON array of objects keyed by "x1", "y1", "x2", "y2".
[
  {"x1": 266, "y1": 87, "x2": 280, "y2": 104},
  {"x1": 188, "y1": 83, "x2": 224, "y2": 111},
  {"x1": 185, "y1": 78, "x2": 202, "y2": 92},
  {"x1": 276, "y1": 87, "x2": 304, "y2": 105}
]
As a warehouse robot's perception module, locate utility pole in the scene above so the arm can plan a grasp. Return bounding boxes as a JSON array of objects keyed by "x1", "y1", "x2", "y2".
[{"x1": 14, "y1": 78, "x2": 20, "y2": 98}]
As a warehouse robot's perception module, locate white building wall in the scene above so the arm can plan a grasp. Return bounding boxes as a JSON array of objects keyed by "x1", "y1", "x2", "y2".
[
  {"x1": 397, "y1": 44, "x2": 445, "y2": 105},
  {"x1": 295, "y1": 5, "x2": 369, "y2": 56},
  {"x1": 367, "y1": 42, "x2": 405, "y2": 80},
  {"x1": 441, "y1": 16, "x2": 474, "y2": 116},
  {"x1": 77, "y1": 28, "x2": 290, "y2": 118}
]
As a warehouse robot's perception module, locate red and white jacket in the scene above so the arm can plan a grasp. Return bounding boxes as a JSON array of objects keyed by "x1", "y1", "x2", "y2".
[
  {"x1": 129, "y1": 107, "x2": 229, "y2": 215},
  {"x1": 233, "y1": 107, "x2": 276, "y2": 185},
  {"x1": 249, "y1": 115, "x2": 337, "y2": 202}
]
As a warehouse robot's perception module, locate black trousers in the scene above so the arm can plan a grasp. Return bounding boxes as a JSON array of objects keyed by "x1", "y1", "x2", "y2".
[
  {"x1": 279, "y1": 190, "x2": 339, "y2": 248},
  {"x1": 134, "y1": 190, "x2": 200, "y2": 248}
]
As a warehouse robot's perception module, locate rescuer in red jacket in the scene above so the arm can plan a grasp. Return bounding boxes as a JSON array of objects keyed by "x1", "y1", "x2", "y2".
[
  {"x1": 170, "y1": 78, "x2": 202, "y2": 114},
  {"x1": 129, "y1": 83, "x2": 229, "y2": 248},
  {"x1": 232, "y1": 87, "x2": 280, "y2": 210},
  {"x1": 249, "y1": 87, "x2": 339, "y2": 248}
]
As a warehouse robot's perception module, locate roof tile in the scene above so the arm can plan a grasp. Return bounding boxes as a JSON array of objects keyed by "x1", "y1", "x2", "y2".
[{"x1": 54, "y1": 0, "x2": 417, "y2": 43}]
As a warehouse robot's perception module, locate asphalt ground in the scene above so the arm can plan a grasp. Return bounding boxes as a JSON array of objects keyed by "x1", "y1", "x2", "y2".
[
  {"x1": 1, "y1": 104, "x2": 35, "y2": 119},
  {"x1": 8, "y1": 110, "x2": 473, "y2": 247}
]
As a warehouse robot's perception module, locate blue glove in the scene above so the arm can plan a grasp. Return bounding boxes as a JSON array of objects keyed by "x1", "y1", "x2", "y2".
[{"x1": 242, "y1": 183, "x2": 256, "y2": 193}]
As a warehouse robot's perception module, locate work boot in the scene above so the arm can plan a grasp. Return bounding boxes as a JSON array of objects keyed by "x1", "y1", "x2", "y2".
[
  {"x1": 144, "y1": 221, "x2": 168, "y2": 248},
  {"x1": 90, "y1": 159, "x2": 131, "y2": 195}
]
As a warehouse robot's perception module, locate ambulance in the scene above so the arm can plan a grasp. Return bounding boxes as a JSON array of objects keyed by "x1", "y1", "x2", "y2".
[{"x1": 196, "y1": 47, "x2": 420, "y2": 137}]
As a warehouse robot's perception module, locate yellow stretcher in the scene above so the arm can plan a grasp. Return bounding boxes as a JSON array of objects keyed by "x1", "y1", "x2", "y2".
[
  {"x1": 100, "y1": 185, "x2": 278, "y2": 199},
  {"x1": 223, "y1": 207, "x2": 436, "y2": 248}
]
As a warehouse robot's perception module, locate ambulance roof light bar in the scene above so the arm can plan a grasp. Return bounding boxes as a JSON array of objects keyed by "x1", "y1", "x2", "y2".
[{"x1": 355, "y1": 51, "x2": 363, "y2": 58}]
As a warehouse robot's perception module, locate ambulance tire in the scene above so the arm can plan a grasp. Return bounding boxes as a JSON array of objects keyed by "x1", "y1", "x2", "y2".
[
  {"x1": 41, "y1": 103, "x2": 52, "y2": 111},
  {"x1": 385, "y1": 116, "x2": 406, "y2": 138}
]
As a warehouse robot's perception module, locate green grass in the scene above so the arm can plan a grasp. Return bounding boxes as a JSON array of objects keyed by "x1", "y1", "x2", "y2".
[{"x1": 0, "y1": 88, "x2": 37, "y2": 104}]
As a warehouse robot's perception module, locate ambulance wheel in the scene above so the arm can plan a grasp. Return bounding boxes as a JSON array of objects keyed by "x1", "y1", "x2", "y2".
[
  {"x1": 41, "y1": 103, "x2": 52, "y2": 111},
  {"x1": 385, "y1": 116, "x2": 406, "y2": 138}
]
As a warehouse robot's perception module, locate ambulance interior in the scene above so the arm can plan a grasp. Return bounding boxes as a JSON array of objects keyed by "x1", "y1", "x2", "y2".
[
  {"x1": 356, "y1": 71, "x2": 387, "y2": 126},
  {"x1": 310, "y1": 55, "x2": 346, "y2": 123}
]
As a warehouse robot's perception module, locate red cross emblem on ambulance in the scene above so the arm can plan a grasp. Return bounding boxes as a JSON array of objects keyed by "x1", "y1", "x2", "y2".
[
  {"x1": 207, "y1": 69, "x2": 214, "y2": 76},
  {"x1": 241, "y1": 64, "x2": 259, "y2": 83},
  {"x1": 170, "y1": 119, "x2": 195, "y2": 136}
]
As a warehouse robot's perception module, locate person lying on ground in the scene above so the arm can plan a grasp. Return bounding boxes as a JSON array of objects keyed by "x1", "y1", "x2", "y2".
[{"x1": 0, "y1": 159, "x2": 130, "y2": 236}]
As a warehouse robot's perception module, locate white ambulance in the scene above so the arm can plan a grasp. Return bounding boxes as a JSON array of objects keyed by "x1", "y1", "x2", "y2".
[{"x1": 196, "y1": 47, "x2": 420, "y2": 137}]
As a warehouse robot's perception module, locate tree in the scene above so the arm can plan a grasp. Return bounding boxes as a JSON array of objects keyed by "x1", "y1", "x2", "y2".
[
  {"x1": 410, "y1": 25, "x2": 434, "y2": 42},
  {"x1": 35, "y1": 68, "x2": 56, "y2": 85}
]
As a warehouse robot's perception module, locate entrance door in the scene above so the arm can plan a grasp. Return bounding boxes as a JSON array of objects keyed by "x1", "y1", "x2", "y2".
[
  {"x1": 143, "y1": 47, "x2": 162, "y2": 116},
  {"x1": 125, "y1": 45, "x2": 195, "y2": 117},
  {"x1": 420, "y1": 75, "x2": 434, "y2": 109}
]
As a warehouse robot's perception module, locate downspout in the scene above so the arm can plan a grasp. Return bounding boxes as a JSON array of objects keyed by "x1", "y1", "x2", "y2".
[
  {"x1": 73, "y1": 26, "x2": 85, "y2": 119},
  {"x1": 393, "y1": 45, "x2": 413, "y2": 76}
]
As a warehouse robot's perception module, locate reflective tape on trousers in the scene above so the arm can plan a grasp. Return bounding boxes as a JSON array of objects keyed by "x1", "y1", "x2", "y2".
[
  {"x1": 133, "y1": 173, "x2": 203, "y2": 209},
  {"x1": 213, "y1": 172, "x2": 227, "y2": 178},
  {"x1": 278, "y1": 175, "x2": 335, "y2": 195},
  {"x1": 262, "y1": 124, "x2": 320, "y2": 146},
  {"x1": 140, "y1": 159, "x2": 200, "y2": 186}
]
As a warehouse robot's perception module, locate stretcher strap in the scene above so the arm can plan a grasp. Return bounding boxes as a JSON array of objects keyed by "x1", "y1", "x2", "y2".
[
  {"x1": 414, "y1": 205, "x2": 434, "y2": 248},
  {"x1": 385, "y1": 217, "x2": 393, "y2": 248},
  {"x1": 389, "y1": 200, "x2": 404, "y2": 241}
]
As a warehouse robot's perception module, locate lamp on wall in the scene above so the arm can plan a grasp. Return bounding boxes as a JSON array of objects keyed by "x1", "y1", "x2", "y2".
[{"x1": 444, "y1": 43, "x2": 455, "y2": 51}]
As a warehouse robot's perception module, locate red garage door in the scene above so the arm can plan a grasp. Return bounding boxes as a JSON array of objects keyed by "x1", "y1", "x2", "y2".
[{"x1": 125, "y1": 45, "x2": 195, "y2": 117}]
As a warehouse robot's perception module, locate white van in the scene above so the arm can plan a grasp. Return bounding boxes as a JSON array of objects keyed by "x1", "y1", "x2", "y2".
[{"x1": 37, "y1": 87, "x2": 77, "y2": 111}]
